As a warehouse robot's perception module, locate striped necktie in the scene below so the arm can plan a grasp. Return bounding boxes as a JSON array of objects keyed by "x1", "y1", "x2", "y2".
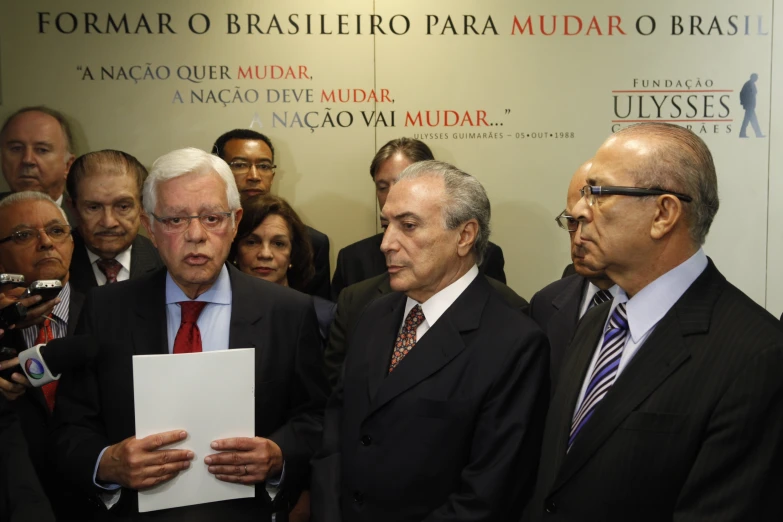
[
  {"x1": 569, "y1": 302, "x2": 629, "y2": 449},
  {"x1": 589, "y1": 289, "x2": 613, "y2": 309}
]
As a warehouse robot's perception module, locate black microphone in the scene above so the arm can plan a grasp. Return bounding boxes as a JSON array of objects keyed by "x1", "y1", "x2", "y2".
[{"x1": 17, "y1": 336, "x2": 98, "y2": 387}]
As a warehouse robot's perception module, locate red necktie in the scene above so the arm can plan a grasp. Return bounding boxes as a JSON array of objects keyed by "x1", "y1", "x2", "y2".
[
  {"x1": 96, "y1": 258, "x2": 122, "y2": 284},
  {"x1": 389, "y1": 305, "x2": 425, "y2": 373},
  {"x1": 35, "y1": 318, "x2": 57, "y2": 411},
  {"x1": 173, "y1": 301, "x2": 208, "y2": 354}
]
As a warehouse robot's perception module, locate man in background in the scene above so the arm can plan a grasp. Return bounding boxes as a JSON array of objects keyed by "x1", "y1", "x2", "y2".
[{"x1": 66, "y1": 150, "x2": 162, "y2": 293}]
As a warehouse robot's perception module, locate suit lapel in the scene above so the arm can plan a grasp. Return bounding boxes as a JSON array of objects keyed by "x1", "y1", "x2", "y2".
[
  {"x1": 70, "y1": 233, "x2": 98, "y2": 289},
  {"x1": 67, "y1": 288, "x2": 85, "y2": 336},
  {"x1": 366, "y1": 293, "x2": 406, "y2": 405},
  {"x1": 132, "y1": 269, "x2": 168, "y2": 355},
  {"x1": 547, "y1": 276, "x2": 585, "y2": 358},
  {"x1": 366, "y1": 276, "x2": 490, "y2": 418},
  {"x1": 550, "y1": 261, "x2": 724, "y2": 493},
  {"x1": 226, "y1": 264, "x2": 265, "y2": 350}
]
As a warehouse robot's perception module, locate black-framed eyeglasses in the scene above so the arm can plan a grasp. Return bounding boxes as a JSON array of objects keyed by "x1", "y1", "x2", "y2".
[
  {"x1": 228, "y1": 160, "x2": 276, "y2": 176},
  {"x1": 150, "y1": 212, "x2": 233, "y2": 233},
  {"x1": 580, "y1": 185, "x2": 692, "y2": 206},
  {"x1": 555, "y1": 210, "x2": 578, "y2": 232},
  {"x1": 0, "y1": 224, "x2": 72, "y2": 246}
]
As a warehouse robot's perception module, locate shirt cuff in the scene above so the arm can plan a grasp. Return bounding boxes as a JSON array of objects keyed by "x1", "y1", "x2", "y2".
[
  {"x1": 94, "y1": 446, "x2": 122, "y2": 509},
  {"x1": 265, "y1": 461, "x2": 285, "y2": 500}
]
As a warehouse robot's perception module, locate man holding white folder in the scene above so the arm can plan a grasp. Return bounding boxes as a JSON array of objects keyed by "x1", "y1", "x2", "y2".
[{"x1": 52, "y1": 148, "x2": 329, "y2": 521}]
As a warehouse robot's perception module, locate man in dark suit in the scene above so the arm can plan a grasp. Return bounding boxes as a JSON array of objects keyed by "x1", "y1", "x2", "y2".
[
  {"x1": 51, "y1": 148, "x2": 330, "y2": 521},
  {"x1": 325, "y1": 272, "x2": 528, "y2": 388},
  {"x1": 66, "y1": 150, "x2": 162, "y2": 293},
  {"x1": 0, "y1": 106, "x2": 77, "y2": 223},
  {"x1": 0, "y1": 394, "x2": 55, "y2": 522},
  {"x1": 526, "y1": 123, "x2": 783, "y2": 521},
  {"x1": 530, "y1": 160, "x2": 616, "y2": 389},
  {"x1": 312, "y1": 161, "x2": 548, "y2": 522},
  {"x1": 213, "y1": 129, "x2": 331, "y2": 300},
  {"x1": 0, "y1": 191, "x2": 89, "y2": 519},
  {"x1": 331, "y1": 137, "x2": 506, "y2": 300}
]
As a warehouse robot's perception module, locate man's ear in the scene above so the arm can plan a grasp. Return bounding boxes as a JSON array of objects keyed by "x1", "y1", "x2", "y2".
[
  {"x1": 456, "y1": 219, "x2": 479, "y2": 258},
  {"x1": 650, "y1": 195, "x2": 684, "y2": 240}
]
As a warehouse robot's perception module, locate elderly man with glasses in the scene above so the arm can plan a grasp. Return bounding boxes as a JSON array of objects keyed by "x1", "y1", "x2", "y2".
[
  {"x1": 52, "y1": 148, "x2": 330, "y2": 521},
  {"x1": 0, "y1": 190, "x2": 94, "y2": 519},
  {"x1": 529, "y1": 160, "x2": 617, "y2": 391},
  {"x1": 525, "y1": 123, "x2": 783, "y2": 522}
]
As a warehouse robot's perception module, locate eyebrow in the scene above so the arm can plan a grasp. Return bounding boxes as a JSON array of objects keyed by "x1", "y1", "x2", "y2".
[
  {"x1": 228, "y1": 156, "x2": 272, "y2": 163},
  {"x1": 6, "y1": 139, "x2": 55, "y2": 148},
  {"x1": 391, "y1": 211, "x2": 422, "y2": 221},
  {"x1": 11, "y1": 219, "x2": 66, "y2": 231}
]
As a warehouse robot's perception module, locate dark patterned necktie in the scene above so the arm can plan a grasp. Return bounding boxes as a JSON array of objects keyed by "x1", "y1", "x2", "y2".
[
  {"x1": 96, "y1": 258, "x2": 122, "y2": 284},
  {"x1": 569, "y1": 303, "x2": 629, "y2": 449},
  {"x1": 389, "y1": 305, "x2": 425, "y2": 373},
  {"x1": 589, "y1": 289, "x2": 613, "y2": 309},
  {"x1": 173, "y1": 301, "x2": 208, "y2": 354}
]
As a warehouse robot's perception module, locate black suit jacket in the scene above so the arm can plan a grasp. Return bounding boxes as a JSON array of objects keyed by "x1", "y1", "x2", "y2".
[
  {"x1": 526, "y1": 260, "x2": 783, "y2": 521},
  {"x1": 528, "y1": 275, "x2": 585, "y2": 389},
  {"x1": 0, "y1": 395, "x2": 55, "y2": 522},
  {"x1": 312, "y1": 274, "x2": 548, "y2": 522},
  {"x1": 330, "y1": 233, "x2": 507, "y2": 300},
  {"x1": 303, "y1": 225, "x2": 331, "y2": 300},
  {"x1": 68, "y1": 232, "x2": 163, "y2": 293},
  {"x1": 5, "y1": 284, "x2": 86, "y2": 519},
  {"x1": 324, "y1": 272, "x2": 529, "y2": 388},
  {"x1": 51, "y1": 264, "x2": 330, "y2": 521}
]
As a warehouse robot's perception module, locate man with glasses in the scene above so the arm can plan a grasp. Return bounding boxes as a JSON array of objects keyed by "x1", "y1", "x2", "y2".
[
  {"x1": 525, "y1": 123, "x2": 783, "y2": 521},
  {"x1": 0, "y1": 190, "x2": 92, "y2": 519},
  {"x1": 52, "y1": 148, "x2": 330, "y2": 521},
  {"x1": 212, "y1": 129, "x2": 331, "y2": 300},
  {"x1": 530, "y1": 160, "x2": 617, "y2": 390}
]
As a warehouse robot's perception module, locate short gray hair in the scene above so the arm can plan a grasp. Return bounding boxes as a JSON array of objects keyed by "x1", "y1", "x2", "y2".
[
  {"x1": 613, "y1": 123, "x2": 719, "y2": 245},
  {"x1": 0, "y1": 191, "x2": 68, "y2": 222},
  {"x1": 142, "y1": 147, "x2": 240, "y2": 215},
  {"x1": 397, "y1": 160, "x2": 491, "y2": 264}
]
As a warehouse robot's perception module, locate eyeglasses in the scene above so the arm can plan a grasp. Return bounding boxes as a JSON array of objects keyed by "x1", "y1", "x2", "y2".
[
  {"x1": 580, "y1": 185, "x2": 693, "y2": 206},
  {"x1": 150, "y1": 212, "x2": 233, "y2": 233},
  {"x1": 228, "y1": 161, "x2": 276, "y2": 176},
  {"x1": 0, "y1": 224, "x2": 72, "y2": 246},
  {"x1": 555, "y1": 210, "x2": 578, "y2": 232}
]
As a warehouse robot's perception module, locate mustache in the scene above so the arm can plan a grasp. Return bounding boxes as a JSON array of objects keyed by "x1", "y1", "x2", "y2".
[
  {"x1": 94, "y1": 229, "x2": 126, "y2": 236},
  {"x1": 18, "y1": 166, "x2": 39, "y2": 178}
]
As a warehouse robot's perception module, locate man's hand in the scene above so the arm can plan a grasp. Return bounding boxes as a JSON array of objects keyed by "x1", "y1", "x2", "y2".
[
  {"x1": 205, "y1": 437, "x2": 283, "y2": 485},
  {"x1": 97, "y1": 430, "x2": 194, "y2": 490},
  {"x1": 0, "y1": 357, "x2": 30, "y2": 400},
  {"x1": 0, "y1": 288, "x2": 59, "y2": 330}
]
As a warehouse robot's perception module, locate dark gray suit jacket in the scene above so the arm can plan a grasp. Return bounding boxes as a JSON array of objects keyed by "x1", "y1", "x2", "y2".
[
  {"x1": 324, "y1": 272, "x2": 529, "y2": 388},
  {"x1": 312, "y1": 274, "x2": 548, "y2": 522},
  {"x1": 525, "y1": 260, "x2": 783, "y2": 521},
  {"x1": 529, "y1": 274, "x2": 585, "y2": 390},
  {"x1": 303, "y1": 225, "x2": 331, "y2": 301},
  {"x1": 52, "y1": 265, "x2": 331, "y2": 521},
  {"x1": 68, "y1": 232, "x2": 162, "y2": 294}
]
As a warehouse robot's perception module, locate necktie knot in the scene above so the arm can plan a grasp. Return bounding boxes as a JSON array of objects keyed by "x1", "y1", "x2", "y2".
[
  {"x1": 96, "y1": 258, "x2": 122, "y2": 284},
  {"x1": 590, "y1": 289, "x2": 613, "y2": 309},
  {"x1": 179, "y1": 301, "x2": 207, "y2": 324}
]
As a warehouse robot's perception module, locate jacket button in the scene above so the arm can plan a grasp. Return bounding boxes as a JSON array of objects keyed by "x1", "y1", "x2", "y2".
[
  {"x1": 353, "y1": 491, "x2": 364, "y2": 505},
  {"x1": 360, "y1": 435, "x2": 372, "y2": 446},
  {"x1": 545, "y1": 499, "x2": 557, "y2": 514}
]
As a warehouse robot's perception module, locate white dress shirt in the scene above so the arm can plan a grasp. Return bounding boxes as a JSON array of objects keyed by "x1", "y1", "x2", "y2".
[
  {"x1": 400, "y1": 265, "x2": 479, "y2": 342},
  {"x1": 87, "y1": 245, "x2": 132, "y2": 286}
]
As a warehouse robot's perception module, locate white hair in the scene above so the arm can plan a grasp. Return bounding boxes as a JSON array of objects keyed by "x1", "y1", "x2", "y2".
[
  {"x1": 142, "y1": 147, "x2": 240, "y2": 215},
  {"x1": 0, "y1": 191, "x2": 69, "y2": 222}
]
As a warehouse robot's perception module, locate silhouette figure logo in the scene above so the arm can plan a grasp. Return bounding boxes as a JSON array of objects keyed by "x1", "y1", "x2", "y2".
[{"x1": 739, "y1": 73, "x2": 765, "y2": 138}]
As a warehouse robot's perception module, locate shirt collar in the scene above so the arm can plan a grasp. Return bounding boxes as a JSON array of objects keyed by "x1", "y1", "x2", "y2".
[
  {"x1": 165, "y1": 264, "x2": 232, "y2": 305},
  {"x1": 614, "y1": 248, "x2": 708, "y2": 342},
  {"x1": 404, "y1": 264, "x2": 479, "y2": 327},
  {"x1": 51, "y1": 281, "x2": 70, "y2": 325},
  {"x1": 583, "y1": 281, "x2": 619, "y2": 303},
  {"x1": 86, "y1": 244, "x2": 133, "y2": 273},
  {"x1": 54, "y1": 194, "x2": 63, "y2": 207}
]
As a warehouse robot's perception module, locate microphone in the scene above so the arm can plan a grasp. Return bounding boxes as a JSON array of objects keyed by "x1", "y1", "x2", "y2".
[{"x1": 17, "y1": 336, "x2": 98, "y2": 387}]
